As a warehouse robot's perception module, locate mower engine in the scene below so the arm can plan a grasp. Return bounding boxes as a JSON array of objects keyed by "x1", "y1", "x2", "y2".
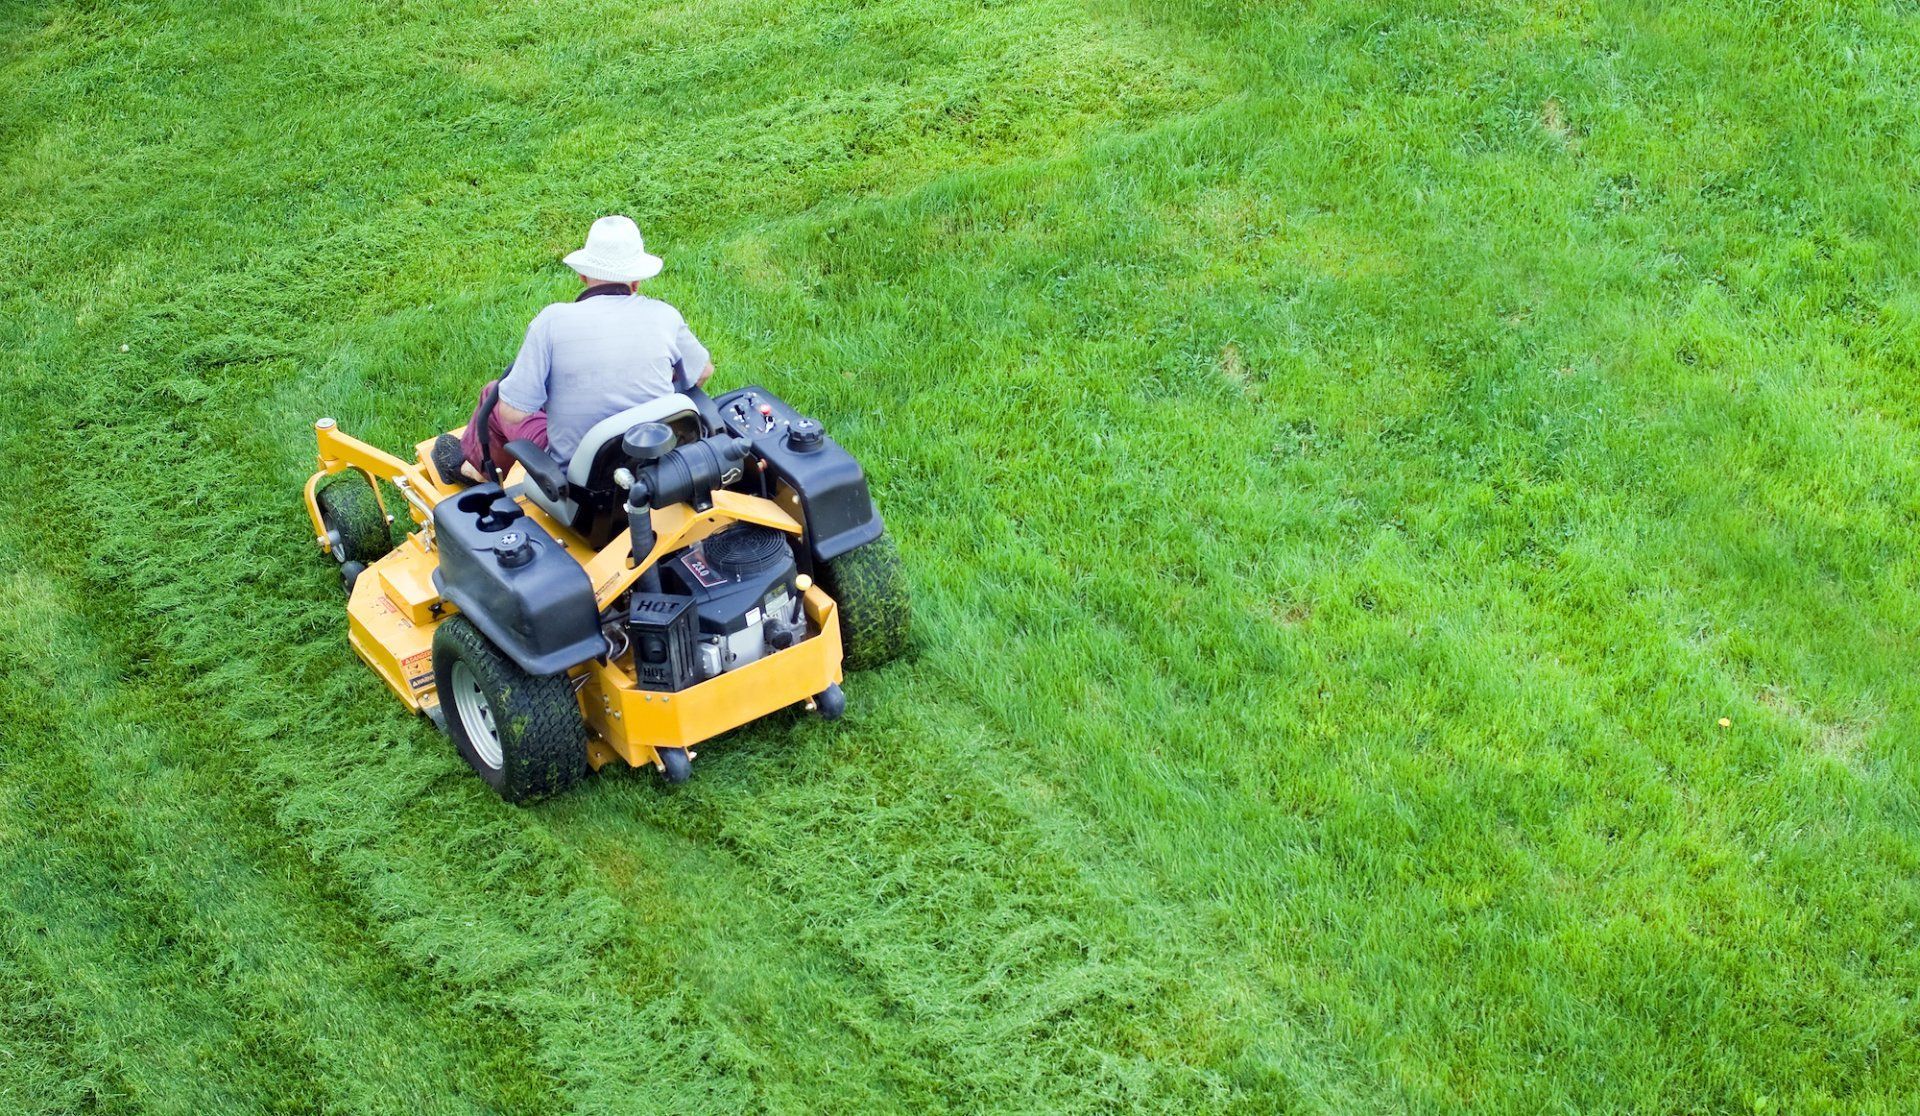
[{"x1": 627, "y1": 524, "x2": 807, "y2": 690}]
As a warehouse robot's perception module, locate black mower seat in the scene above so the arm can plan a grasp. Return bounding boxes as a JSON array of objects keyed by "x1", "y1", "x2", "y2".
[{"x1": 514, "y1": 393, "x2": 703, "y2": 539}]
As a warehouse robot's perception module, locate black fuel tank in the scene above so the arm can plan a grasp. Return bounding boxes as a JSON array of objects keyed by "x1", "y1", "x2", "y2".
[{"x1": 431, "y1": 485, "x2": 604, "y2": 675}]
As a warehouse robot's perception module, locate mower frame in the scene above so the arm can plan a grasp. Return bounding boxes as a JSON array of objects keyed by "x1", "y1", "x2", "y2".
[{"x1": 303, "y1": 417, "x2": 844, "y2": 773}]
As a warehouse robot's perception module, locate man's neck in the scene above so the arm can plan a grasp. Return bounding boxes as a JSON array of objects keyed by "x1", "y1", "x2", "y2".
[{"x1": 577, "y1": 282, "x2": 634, "y2": 301}]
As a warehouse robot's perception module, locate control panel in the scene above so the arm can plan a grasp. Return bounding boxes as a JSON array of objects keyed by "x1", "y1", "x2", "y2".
[{"x1": 711, "y1": 385, "x2": 885, "y2": 564}]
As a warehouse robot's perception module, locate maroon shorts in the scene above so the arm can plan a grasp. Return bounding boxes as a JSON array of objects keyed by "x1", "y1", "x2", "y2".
[{"x1": 458, "y1": 379, "x2": 549, "y2": 475}]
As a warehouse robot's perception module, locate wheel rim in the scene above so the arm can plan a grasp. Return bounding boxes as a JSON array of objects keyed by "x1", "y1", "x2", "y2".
[
  {"x1": 450, "y1": 661, "x2": 503, "y2": 770},
  {"x1": 321, "y1": 521, "x2": 346, "y2": 562}
]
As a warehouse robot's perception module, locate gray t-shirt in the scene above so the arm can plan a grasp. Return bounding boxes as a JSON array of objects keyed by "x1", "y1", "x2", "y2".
[{"x1": 497, "y1": 291, "x2": 712, "y2": 463}]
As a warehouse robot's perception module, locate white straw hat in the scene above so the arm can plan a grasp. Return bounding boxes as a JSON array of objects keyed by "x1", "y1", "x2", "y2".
[{"x1": 562, "y1": 215, "x2": 663, "y2": 282}]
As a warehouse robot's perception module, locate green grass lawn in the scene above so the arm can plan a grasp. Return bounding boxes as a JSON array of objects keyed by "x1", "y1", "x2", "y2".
[{"x1": 3, "y1": 0, "x2": 1918, "y2": 1111}]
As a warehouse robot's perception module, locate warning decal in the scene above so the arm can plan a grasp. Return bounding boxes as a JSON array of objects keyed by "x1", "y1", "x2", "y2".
[{"x1": 401, "y1": 650, "x2": 433, "y2": 690}]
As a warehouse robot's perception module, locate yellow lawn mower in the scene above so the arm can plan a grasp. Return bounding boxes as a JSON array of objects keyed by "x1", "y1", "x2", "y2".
[{"x1": 301, "y1": 386, "x2": 908, "y2": 800}]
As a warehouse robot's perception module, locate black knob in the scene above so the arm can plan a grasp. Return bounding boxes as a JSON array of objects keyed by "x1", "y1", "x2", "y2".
[
  {"x1": 623, "y1": 422, "x2": 676, "y2": 462},
  {"x1": 493, "y1": 531, "x2": 535, "y2": 569},
  {"x1": 788, "y1": 418, "x2": 824, "y2": 452}
]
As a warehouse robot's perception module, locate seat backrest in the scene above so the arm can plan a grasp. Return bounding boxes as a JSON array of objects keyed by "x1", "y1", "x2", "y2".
[
  {"x1": 519, "y1": 394, "x2": 706, "y2": 546},
  {"x1": 566, "y1": 393, "x2": 699, "y2": 487}
]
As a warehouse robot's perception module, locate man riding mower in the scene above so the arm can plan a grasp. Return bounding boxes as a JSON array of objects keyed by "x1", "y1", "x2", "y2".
[{"x1": 300, "y1": 217, "x2": 908, "y2": 800}]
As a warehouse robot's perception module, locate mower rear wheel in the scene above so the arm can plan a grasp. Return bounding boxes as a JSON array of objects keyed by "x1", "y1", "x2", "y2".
[
  {"x1": 431, "y1": 617, "x2": 587, "y2": 802},
  {"x1": 316, "y1": 474, "x2": 393, "y2": 578},
  {"x1": 819, "y1": 532, "x2": 911, "y2": 670}
]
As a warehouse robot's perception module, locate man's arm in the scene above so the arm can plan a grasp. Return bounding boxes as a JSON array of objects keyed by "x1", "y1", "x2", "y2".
[{"x1": 672, "y1": 309, "x2": 714, "y2": 392}]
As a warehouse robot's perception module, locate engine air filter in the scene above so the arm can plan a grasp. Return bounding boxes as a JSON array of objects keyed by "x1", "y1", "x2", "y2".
[{"x1": 704, "y1": 524, "x2": 790, "y2": 575}]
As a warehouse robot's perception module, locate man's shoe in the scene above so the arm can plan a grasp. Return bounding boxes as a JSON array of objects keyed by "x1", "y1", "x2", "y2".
[{"x1": 431, "y1": 434, "x2": 469, "y2": 487}]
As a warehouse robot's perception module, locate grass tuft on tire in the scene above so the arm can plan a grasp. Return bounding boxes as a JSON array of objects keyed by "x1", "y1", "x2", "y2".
[
  {"x1": 431, "y1": 616, "x2": 587, "y2": 802},
  {"x1": 820, "y1": 532, "x2": 911, "y2": 670}
]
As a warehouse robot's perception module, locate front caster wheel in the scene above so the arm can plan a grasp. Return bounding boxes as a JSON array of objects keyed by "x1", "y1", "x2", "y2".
[
  {"x1": 657, "y1": 746, "x2": 692, "y2": 784},
  {"x1": 812, "y1": 683, "x2": 846, "y2": 720},
  {"x1": 431, "y1": 617, "x2": 587, "y2": 802}
]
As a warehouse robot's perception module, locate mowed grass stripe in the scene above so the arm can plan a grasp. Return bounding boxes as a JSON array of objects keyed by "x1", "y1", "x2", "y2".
[
  {"x1": 0, "y1": 599, "x2": 331, "y2": 1113},
  {"x1": 0, "y1": 566, "x2": 561, "y2": 1115},
  {"x1": 563, "y1": 665, "x2": 1394, "y2": 1111},
  {"x1": 0, "y1": 0, "x2": 1225, "y2": 321},
  {"x1": 0, "y1": 936, "x2": 118, "y2": 1115}
]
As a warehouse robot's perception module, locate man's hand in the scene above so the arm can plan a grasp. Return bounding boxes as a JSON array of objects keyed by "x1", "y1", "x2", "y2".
[{"x1": 695, "y1": 361, "x2": 714, "y2": 389}]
